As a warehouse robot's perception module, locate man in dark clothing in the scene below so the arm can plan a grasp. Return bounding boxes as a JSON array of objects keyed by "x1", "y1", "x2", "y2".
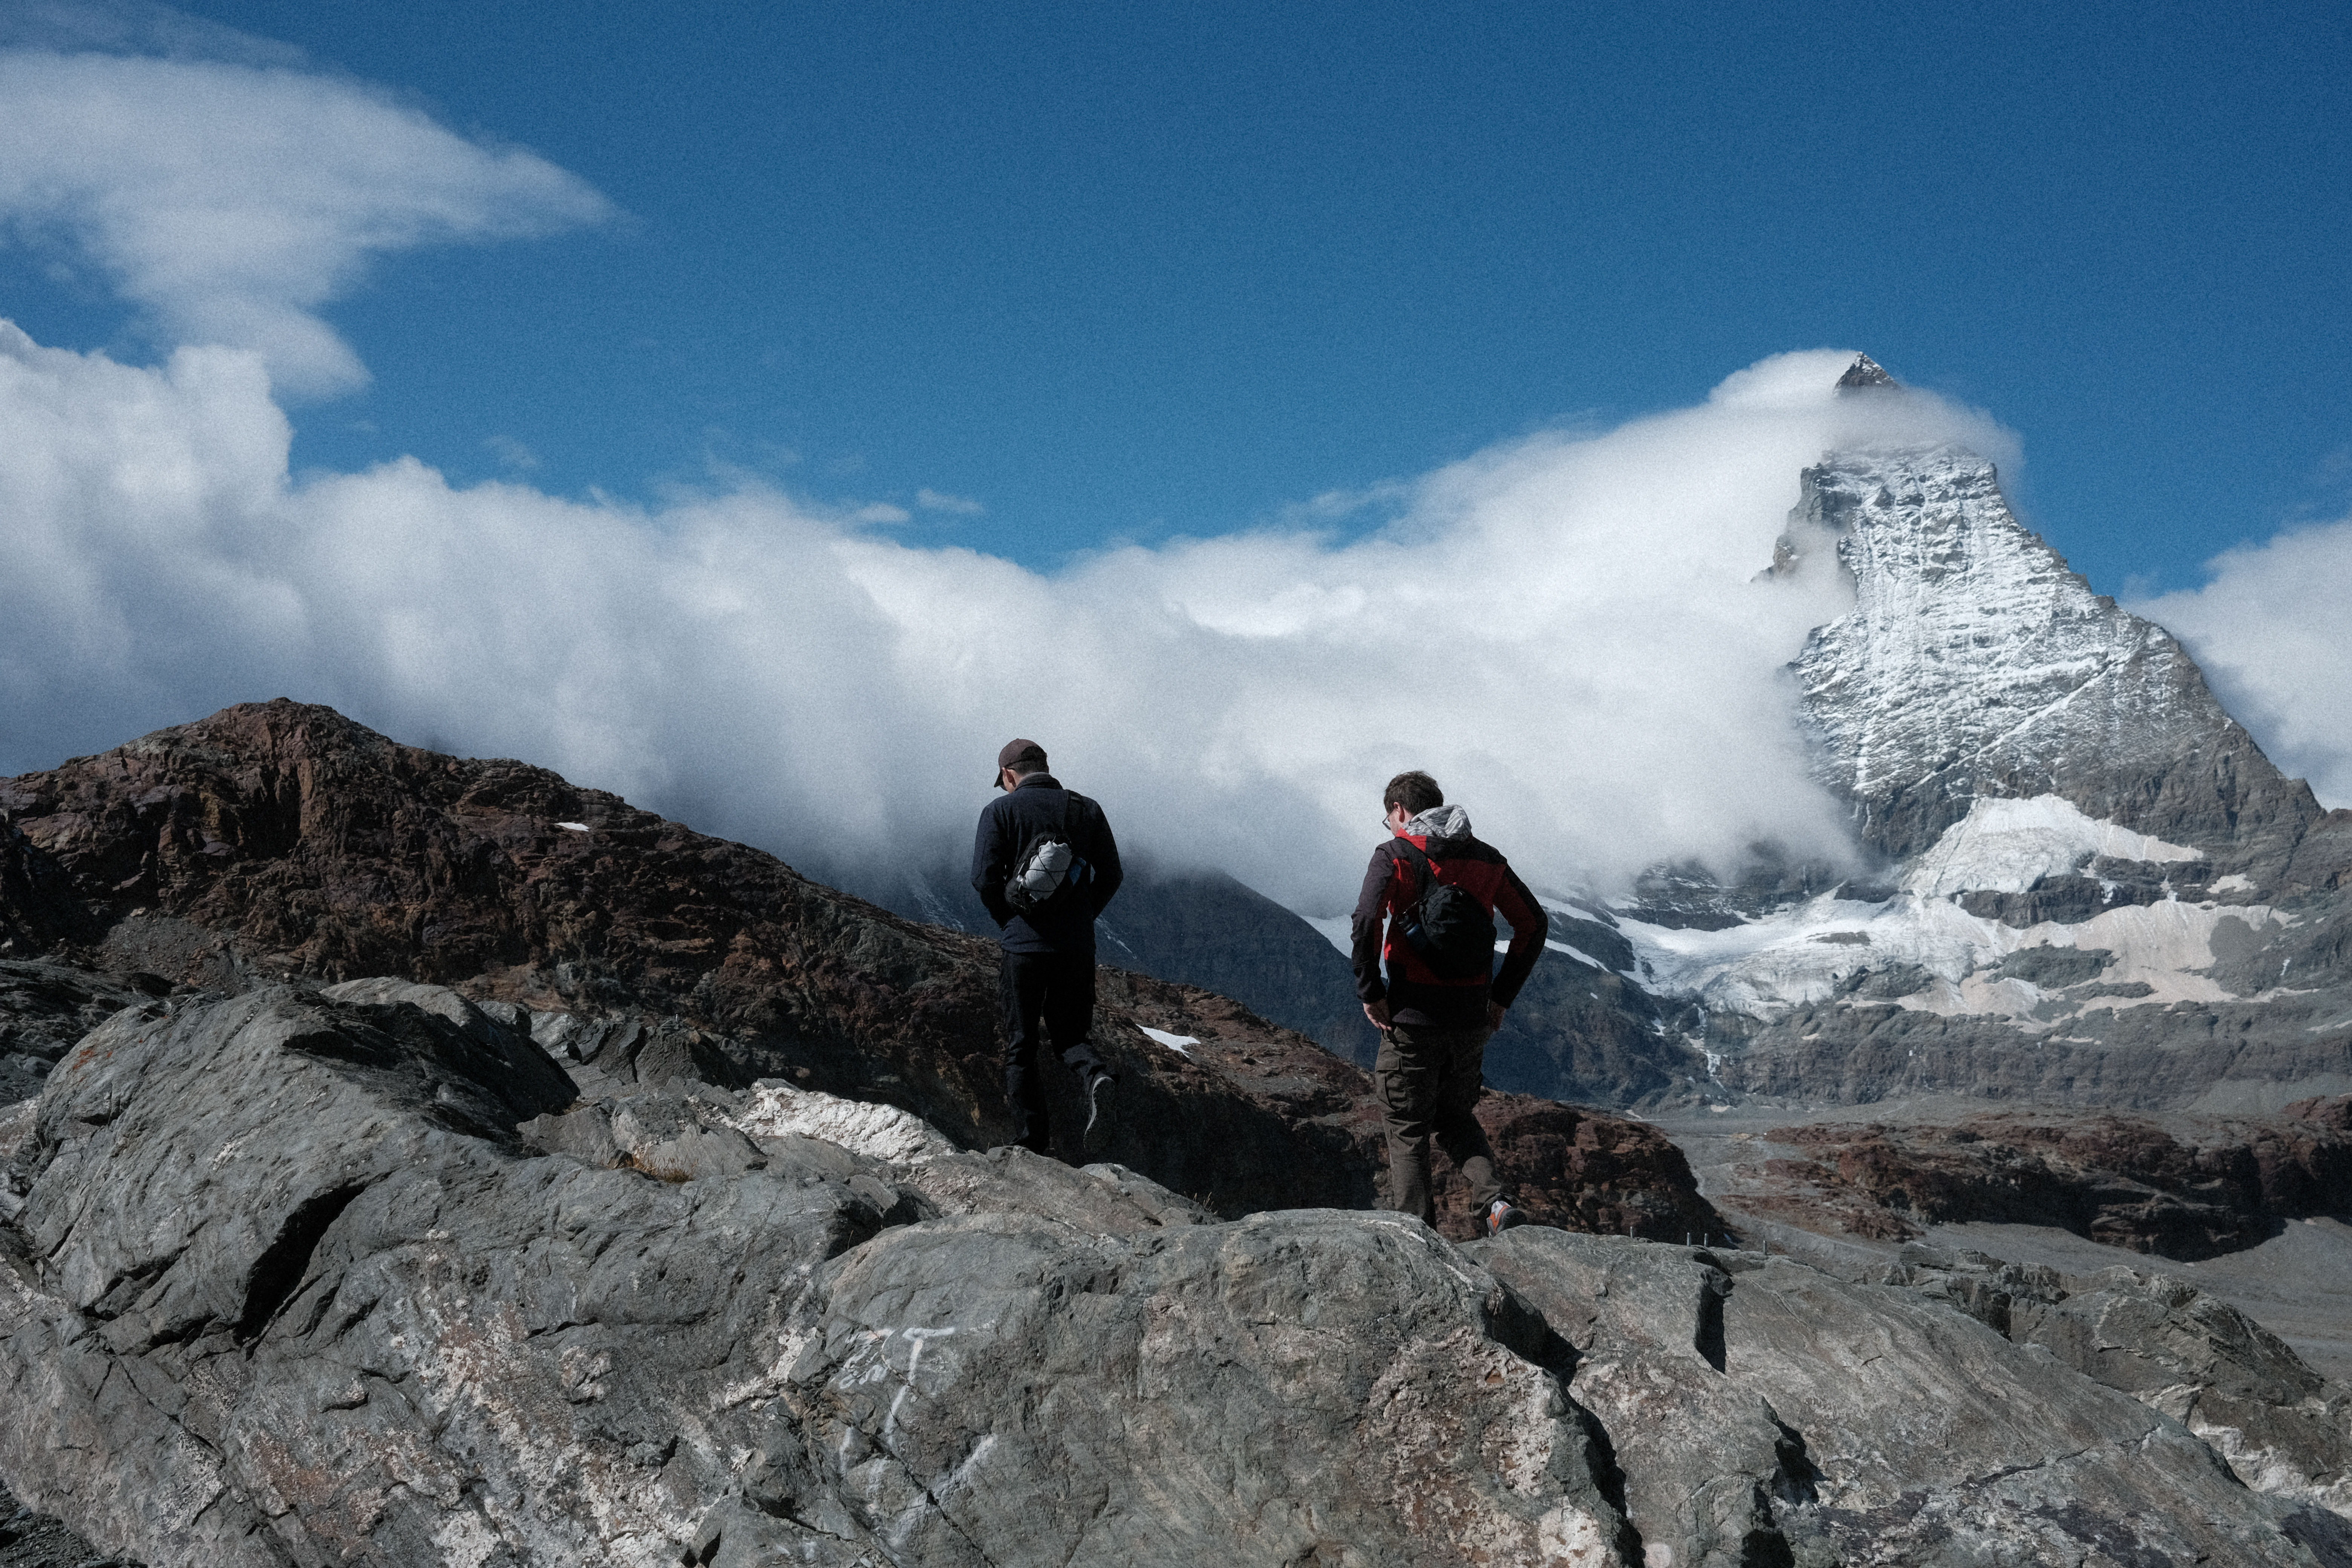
[
  {"x1": 1350, "y1": 769, "x2": 1547, "y2": 1236},
  {"x1": 972, "y1": 738, "x2": 1125, "y2": 1156}
]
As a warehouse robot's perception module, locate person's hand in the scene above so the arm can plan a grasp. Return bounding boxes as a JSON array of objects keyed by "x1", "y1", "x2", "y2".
[
  {"x1": 1363, "y1": 998, "x2": 1391, "y2": 1030},
  {"x1": 1486, "y1": 1000, "x2": 1506, "y2": 1032}
]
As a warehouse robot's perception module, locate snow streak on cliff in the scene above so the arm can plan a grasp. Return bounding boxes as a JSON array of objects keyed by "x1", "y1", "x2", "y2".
[{"x1": 1780, "y1": 442, "x2": 2283, "y2": 861}]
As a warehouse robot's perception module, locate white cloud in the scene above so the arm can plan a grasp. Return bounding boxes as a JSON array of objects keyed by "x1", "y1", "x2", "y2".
[
  {"x1": 916, "y1": 488, "x2": 985, "y2": 515},
  {"x1": 0, "y1": 326, "x2": 2035, "y2": 914},
  {"x1": 2130, "y1": 518, "x2": 2352, "y2": 810},
  {"x1": 483, "y1": 434, "x2": 539, "y2": 472},
  {"x1": 0, "y1": 47, "x2": 609, "y2": 395},
  {"x1": 0, "y1": 0, "x2": 305, "y2": 67}
]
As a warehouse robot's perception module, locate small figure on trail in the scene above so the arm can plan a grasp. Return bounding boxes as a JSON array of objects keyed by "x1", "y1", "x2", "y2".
[
  {"x1": 1351, "y1": 770, "x2": 1547, "y2": 1236},
  {"x1": 972, "y1": 738, "x2": 1125, "y2": 1158}
]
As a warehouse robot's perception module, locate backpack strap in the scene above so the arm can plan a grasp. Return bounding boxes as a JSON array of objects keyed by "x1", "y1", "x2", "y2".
[{"x1": 1388, "y1": 836, "x2": 1439, "y2": 900}]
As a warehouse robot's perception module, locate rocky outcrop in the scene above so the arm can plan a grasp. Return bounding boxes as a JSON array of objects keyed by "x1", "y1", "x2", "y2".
[
  {"x1": 0, "y1": 700, "x2": 1715, "y2": 1236},
  {"x1": 1478, "y1": 1227, "x2": 2350, "y2": 1566},
  {"x1": 0, "y1": 960, "x2": 177, "y2": 1105},
  {"x1": 1710, "y1": 1102, "x2": 2352, "y2": 1257},
  {"x1": 0, "y1": 1482, "x2": 127, "y2": 1568},
  {"x1": 7, "y1": 984, "x2": 2347, "y2": 1566},
  {"x1": 1886, "y1": 1245, "x2": 2352, "y2": 1526},
  {"x1": 1433, "y1": 1093, "x2": 1718, "y2": 1243},
  {"x1": 2, "y1": 987, "x2": 1642, "y2": 1567}
]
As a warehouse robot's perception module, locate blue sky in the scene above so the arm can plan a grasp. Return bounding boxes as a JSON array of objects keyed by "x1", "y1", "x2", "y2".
[
  {"x1": 2, "y1": 0, "x2": 2350, "y2": 900},
  {"x1": 3, "y1": 0, "x2": 2346, "y2": 594}
]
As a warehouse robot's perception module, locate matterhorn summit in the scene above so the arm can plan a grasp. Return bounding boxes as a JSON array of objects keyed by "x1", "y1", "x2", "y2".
[
  {"x1": 1568, "y1": 356, "x2": 2352, "y2": 1113},
  {"x1": 1778, "y1": 433, "x2": 2304, "y2": 867}
]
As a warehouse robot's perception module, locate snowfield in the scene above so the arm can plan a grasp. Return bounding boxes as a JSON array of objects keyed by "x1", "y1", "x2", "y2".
[{"x1": 1602, "y1": 795, "x2": 2277, "y2": 1025}]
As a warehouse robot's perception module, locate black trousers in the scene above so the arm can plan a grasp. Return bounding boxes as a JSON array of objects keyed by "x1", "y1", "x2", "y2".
[{"x1": 1000, "y1": 949, "x2": 1105, "y2": 1153}]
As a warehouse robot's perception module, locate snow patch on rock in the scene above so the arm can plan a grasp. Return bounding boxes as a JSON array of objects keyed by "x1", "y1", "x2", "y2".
[
  {"x1": 1617, "y1": 887, "x2": 2283, "y2": 1023},
  {"x1": 1902, "y1": 795, "x2": 2203, "y2": 898},
  {"x1": 1137, "y1": 1025, "x2": 1200, "y2": 1057}
]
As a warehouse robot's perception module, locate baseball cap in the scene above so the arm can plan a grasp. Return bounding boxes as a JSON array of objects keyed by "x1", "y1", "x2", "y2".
[{"x1": 994, "y1": 738, "x2": 1047, "y2": 782}]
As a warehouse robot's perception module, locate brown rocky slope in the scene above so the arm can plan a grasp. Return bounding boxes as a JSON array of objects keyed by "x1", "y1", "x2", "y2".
[
  {"x1": 0, "y1": 699, "x2": 1715, "y2": 1243},
  {"x1": 1711, "y1": 1098, "x2": 2352, "y2": 1258}
]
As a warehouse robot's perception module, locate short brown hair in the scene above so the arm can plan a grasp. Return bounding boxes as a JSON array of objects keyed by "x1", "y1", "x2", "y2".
[{"x1": 1384, "y1": 770, "x2": 1442, "y2": 816}]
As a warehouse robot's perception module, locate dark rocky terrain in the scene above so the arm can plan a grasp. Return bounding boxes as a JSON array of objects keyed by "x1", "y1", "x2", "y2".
[
  {"x1": 1702, "y1": 1097, "x2": 2352, "y2": 1258},
  {"x1": 0, "y1": 1482, "x2": 127, "y2": 1568},
  {"x1": 0, "y1": 699, "x2": 1711, "y2": 1237}
]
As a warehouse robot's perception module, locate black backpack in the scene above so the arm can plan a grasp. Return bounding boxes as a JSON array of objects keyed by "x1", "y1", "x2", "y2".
[
  {"x1": 1390, "y1": 839, "x2": 1497, "y2": 981},
  {"x1": 1004, "y1": 794, "x2": 1096, "y2": 914}
]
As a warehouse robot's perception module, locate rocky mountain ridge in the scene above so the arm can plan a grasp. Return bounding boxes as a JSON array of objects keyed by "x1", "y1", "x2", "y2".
[
  {"x1": 0, "y1": 698, "x2": 1713, "y2": 1240},
  {"x1": 1709, "y1": 1097, "x2": 2352, "y2": 1258},
  {"x1": 1779, "y1": 437, "x2": 2318, "y2": 868}
]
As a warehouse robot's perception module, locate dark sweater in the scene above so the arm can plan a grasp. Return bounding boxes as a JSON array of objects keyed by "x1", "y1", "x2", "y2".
[{"x1": 971, "y1": 774, "x2": 1124, "y2": 954}]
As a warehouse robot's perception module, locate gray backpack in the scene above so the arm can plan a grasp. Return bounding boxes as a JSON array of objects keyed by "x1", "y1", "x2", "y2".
[{"x1": 1005, "y1": 795, "x2": 1095, "y2": 913}]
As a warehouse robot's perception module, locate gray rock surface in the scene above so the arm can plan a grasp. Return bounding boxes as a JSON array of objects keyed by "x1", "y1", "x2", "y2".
[
  {"x1": 1479, "y1": 1228, "x2": 2352, "y2": 1566},
  {"x1": 2, "y1": 986, "x2": 1640, "y2": 1566},
  {"x1": 0, "y1": 1480, "x2": 136, "y2": 1568},
  {"x1": 8, "y1": 982, "x2": 2350, "y2": 1566},
  {"x1": 0, "y1": 961, "x2": 172, "y2": 1106},
  {"x1": 1887, "y1": 1246, "x2": 2352, "y2": 1522}
]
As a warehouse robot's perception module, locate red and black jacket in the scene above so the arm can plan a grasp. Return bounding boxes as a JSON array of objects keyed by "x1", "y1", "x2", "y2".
[{"x1": 1351, "y1": 831, "x2": 1547, "y2": 1029}]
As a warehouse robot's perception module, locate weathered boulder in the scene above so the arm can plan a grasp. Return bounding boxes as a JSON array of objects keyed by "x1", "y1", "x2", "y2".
[
  {"x1": 1, "y1": 987, "x2": 1643, "y2": 1566},
  {"x1": 1884, "y1": 1245, "x2": 2352, "y2": 1524},
  {"x1": 1479, "y1": 1228, "x2": 2352, "y2": 1566},
  {"x1": 1433, "y1": 1093, "x2": 1719, "y2": 1243}
]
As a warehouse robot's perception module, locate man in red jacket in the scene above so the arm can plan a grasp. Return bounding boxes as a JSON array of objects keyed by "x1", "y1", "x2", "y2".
[{"x1": 1351, "y1": 769, "x2": 1547, "y2": 1236}]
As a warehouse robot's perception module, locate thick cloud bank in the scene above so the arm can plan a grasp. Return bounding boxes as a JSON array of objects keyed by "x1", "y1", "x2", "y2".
[
  {"x1": 0, "y1": 323, "x2": 2024, "y2": 912},
  {"x1": 2132, "y1": 519, "x2": 2352, "y2": 811},
  {"x1": 0, "y1": 48, "x2": 609, "y2": 395}
]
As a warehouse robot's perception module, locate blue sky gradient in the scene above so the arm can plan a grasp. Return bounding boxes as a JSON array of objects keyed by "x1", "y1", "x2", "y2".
[{"x1": 3, "y1": 0, "x2": 2346, "y2": 594}]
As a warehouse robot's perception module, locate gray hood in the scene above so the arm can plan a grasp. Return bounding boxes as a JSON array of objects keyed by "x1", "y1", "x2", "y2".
[{"x1": 1403, "y1": 804, "x2": 1472, "y2": 843}]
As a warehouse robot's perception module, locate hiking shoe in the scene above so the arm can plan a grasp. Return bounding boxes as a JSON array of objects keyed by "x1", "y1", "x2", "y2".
[
  {"x1": 1081, "y1": 1070, "x2": 1116, "y2": 1156},
  {"x1": 1486, "y1": 1200, "x2": 1529, "y2": 1237}
]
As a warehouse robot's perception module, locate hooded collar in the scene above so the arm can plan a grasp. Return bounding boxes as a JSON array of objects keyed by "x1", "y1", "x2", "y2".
[{"x1": 1403, "y1": 803, "x2": 1472, "y2": 842}]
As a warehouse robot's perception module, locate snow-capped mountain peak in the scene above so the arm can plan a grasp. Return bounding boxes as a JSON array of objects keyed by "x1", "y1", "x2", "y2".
[
  {"x1": 1836, "y1": 353, "x2": 1899, "y2": 391},
  {"x1": 1774, "y1": 438, "x2": 2308, "y2": 868}
]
